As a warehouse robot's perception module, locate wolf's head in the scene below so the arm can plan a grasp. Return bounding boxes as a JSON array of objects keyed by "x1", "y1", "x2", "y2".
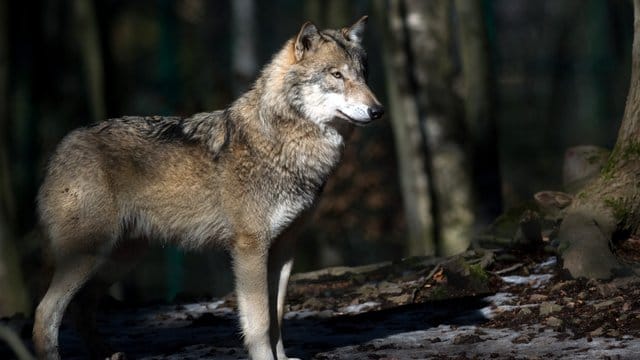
[{"x1": 283, "y1": 16, "x2": 384, "y2": 126}]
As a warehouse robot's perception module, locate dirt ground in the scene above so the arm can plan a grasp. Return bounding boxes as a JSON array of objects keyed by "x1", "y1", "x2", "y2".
[{"x1": 1, "y1": 247, "x2": 639, "y2": 359}]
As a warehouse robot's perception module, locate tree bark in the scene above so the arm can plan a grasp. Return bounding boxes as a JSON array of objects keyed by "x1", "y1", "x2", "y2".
[
  {"x1": 305, "y1": 0, "x2": 350, "y2": 28},
  {"x1": 231, "y1": 0, "x2": 257, "y2": 96},
  {"x1": 376, "y1": 0, "x2": 436, "y2": 256},
  {"x1": 0, "y1": 0, "x2": 30, "y2": 317},
  {"x1": 454, "y1": 0, "x2": 502, "y2": 230},
  {"x1": 405, "y1": 0, "x2": 474, "y2": 255},
  {"x1": 74, "y1": 0, "x2": 105, "y2": 123},
  {"x1": 377, "y1": 0, "x2": 478, "y2": 256},
  {"x1": 558, "y1": 0, "x2": 640, "y2": 279}
]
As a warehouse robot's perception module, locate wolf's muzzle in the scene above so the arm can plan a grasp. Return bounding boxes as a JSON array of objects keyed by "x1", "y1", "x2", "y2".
[{"x1": 368, "y1": 105, "x2": 385, "y2": 120}]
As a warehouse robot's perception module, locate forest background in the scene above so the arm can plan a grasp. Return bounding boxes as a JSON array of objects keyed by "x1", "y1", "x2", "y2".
[{"x1": 0, "y1": 0, "x2": 633, "y2": 316}]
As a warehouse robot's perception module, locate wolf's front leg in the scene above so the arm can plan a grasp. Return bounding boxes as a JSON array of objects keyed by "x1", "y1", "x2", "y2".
[{"x1": 232, "y1": 238, "x2": 275, "y2": 360}]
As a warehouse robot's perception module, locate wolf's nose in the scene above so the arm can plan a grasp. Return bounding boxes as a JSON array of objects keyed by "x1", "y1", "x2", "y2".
[{"x1": 368, "y1": 105, "x2": 385, "y2": 120}]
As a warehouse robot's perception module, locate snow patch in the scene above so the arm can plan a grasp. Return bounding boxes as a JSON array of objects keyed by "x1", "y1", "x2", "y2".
[
  {"x1": 536, "y1": 256, "x2": 558, "y2": 269},
  {"x1": 501, "y1": 274, "x2": 553, "y2": 288},
  {"x1": 339, "y1": 301, "x2": 380, "y2": 314},
  {"x1": 483, "y1": 292, "x2": 515, "y2": 306},
  {"x1": 317, "y1": 325, "x2": 640, "y2": 360},
  {"x1": 285, "y1": 309, "x2": 320, "y2": 320}
]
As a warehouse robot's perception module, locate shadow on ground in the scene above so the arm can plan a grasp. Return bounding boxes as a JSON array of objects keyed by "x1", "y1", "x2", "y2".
[{"x1": 43, "y1": 296, "x2": 490, "y2": 359}]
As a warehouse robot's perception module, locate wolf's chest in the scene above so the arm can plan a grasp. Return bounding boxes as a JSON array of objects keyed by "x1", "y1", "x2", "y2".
[
  {"x1": 268, "y1": 197, "x2": 309, "y2": 237},
  {"x1": 262, "y1": 129, "x2": 342, "y2": 237}
]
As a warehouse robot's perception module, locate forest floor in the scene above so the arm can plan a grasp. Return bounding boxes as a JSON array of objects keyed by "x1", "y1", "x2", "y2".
[{"x1": 2, "y1": 247, "x2": 640, "y2": 359}]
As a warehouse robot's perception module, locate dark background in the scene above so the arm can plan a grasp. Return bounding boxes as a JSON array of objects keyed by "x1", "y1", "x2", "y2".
[{"x1": 0, "y1": 0, "x2": 634, "y2": 311}]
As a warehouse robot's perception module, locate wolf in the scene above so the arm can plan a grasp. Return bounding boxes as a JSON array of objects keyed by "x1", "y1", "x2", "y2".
[{"x1": 32, "y1": 15, "x2": 383, "y2": 360}]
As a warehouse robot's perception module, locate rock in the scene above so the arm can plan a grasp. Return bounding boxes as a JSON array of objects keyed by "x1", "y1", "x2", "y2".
[
  {"x1": 356, "y1": 284, "x2": 377, "y2": 297},
  {"x1": 558, "y1": 210, "x2": 626, "y2": 279},
  {"x1": 529, "y1": 294, "x2": 548, "y2": 302},
  {"x1": 512, "y1": 334, "x2": 532, "y2": 344},
  {"x1": 453, "y1": 334, "x2": 483, "y2": 345},
  {"x1": 607, "y1": 329, "x2": 620, "y2": 337},
  {"x1": 517, "y1": 307, "x2": 532, "y2": 318},
  {"x1": 550, "y1": 280, "x2": 574, "y2": 293},
  {"x1": 596, "y1": 283, "x2": 619, "y2": 297},
  {"x1": 388, "y1": 294, "x2": 412, "y2": 305},
  {"x1": 593, "y1": 299, "x2": 616, "y2": 311},
  {"x1": 589, "y1": 327, "x2": 604, "y2": 337},
  {"x1": 302, "y1": 298, "x2": 325, "y2": 309},
  {"x1": 539, "y1": 301, "x2": 562, "y2": 316},
  {"x1": 546, "y1": 316, "x2": 563, "y2": 328},
  {"x1": 378, "y1": 281, "x2": 403, "y2": 295},
  {"x1": 565, "y1": 301, "x2": 576, "y2": 309}
]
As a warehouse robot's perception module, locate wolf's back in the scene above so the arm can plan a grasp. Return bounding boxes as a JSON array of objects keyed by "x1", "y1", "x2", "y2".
[{"x1": 37, "y1": 113, "x2": 232, "y2": 249}]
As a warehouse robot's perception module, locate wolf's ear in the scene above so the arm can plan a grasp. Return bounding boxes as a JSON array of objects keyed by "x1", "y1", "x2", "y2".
[
  {"x1": 343, "y1": 15, "x2": 368, "y2": 44},
  {"x1": 295, "y1": 21, "x2": 320, "y2": 62}
]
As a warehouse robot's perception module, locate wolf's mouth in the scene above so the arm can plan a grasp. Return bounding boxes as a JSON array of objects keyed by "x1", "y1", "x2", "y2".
[{"x1": 337, "y1": 110, "x2": 372, "y2": 126}]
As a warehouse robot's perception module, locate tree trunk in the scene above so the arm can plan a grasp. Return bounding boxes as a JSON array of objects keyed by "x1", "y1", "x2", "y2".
[
  {"x1": 0, "y1": 0, "x2": 30, "y2": 317},
  {"x1": 231, "y1": 0, "x2": 257, "y2": 96},
  {"x1": 454, "y1": 0, "x2": 502, "y2": 230},
  {"x1": 74, "y1": 0, "x2": 105, "y2": 123},
  {"x1": 305, "y1": 0, "x2": 350, "y2": 28},
  {"x1": 376, "y1": 0, "x2": 436, "y2": 256},
  {"x1": 377, "y1": 0, "x2": 478, "y2": 256},
  {"x1": 405, "y1": 0, "x2": 474, "y2": 255},
  {"x1": 558, "y1": 0, "x2": 640, "y2": 279},
  {"x1": 158, "y1": 0, "x2": 184, "y2": 301}
]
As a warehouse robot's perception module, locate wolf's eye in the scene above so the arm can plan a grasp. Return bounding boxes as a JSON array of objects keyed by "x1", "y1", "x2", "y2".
[{"x1": 331, "y1": 71, "x2": 343, "y2": 79}]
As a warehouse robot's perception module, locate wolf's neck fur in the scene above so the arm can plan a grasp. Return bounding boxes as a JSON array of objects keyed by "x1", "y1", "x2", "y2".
[
  {"x1": 167, "y1": 39, "x2": 344, "y2": 195},
  {"x1": 234, "y1": 39, "x2": 313, "y2": 126},
  {"x1": 223, "y1": 39, "x2": 344, "y2": 180}
]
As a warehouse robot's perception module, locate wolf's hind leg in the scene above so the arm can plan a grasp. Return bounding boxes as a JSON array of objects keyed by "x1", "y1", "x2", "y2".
[
  {"x1": 268, "y1": 234, "x2": 298, "y2": 360},
  {"x1": 68, "y1": 239, "x2": 147, "y2": 359},
  {"x1": 33, "y1": 254, "x2": 103, "y2": 360}
]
